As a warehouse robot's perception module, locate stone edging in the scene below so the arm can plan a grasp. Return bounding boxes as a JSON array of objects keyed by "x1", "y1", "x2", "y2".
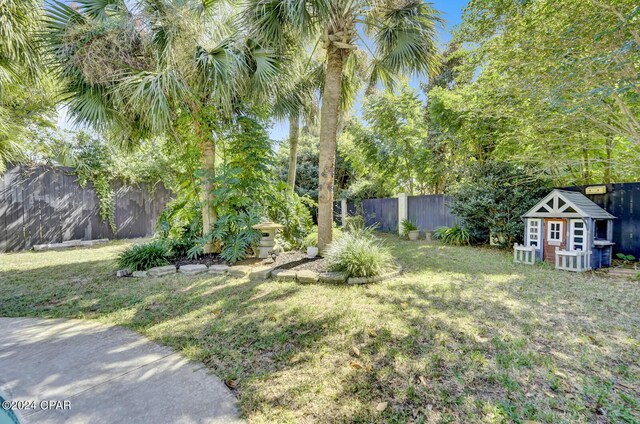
[{"x1": 117, "y1": 262, "x2": 403, "y2": 285}]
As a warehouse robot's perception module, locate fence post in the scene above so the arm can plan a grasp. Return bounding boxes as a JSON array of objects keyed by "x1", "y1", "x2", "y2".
[
  {"x1": 398, "y1": 193, "x2": 408, "y2": 235},
  {"x1": 341, "y1": 199, "x2": 347, "y2": 227}
]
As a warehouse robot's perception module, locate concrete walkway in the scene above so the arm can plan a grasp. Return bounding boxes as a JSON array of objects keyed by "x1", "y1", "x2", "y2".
[{"x1": 0, "y1": 318, "x2": 243, "y2": 424}]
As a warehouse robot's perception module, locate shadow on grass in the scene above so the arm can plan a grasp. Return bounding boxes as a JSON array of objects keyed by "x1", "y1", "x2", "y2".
[{"x1": 1, "y1": 241, "x2": 639, "y2": 423}]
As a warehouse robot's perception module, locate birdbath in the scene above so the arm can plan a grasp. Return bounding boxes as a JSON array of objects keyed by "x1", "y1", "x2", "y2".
[{"x1": 252, "y1": 221, "x2": 283, "y2": 259}]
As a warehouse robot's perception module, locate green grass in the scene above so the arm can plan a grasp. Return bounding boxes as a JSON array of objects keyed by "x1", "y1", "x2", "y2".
[{"x1": 1, "y1": 236, "x2": 639, "y2": 423}]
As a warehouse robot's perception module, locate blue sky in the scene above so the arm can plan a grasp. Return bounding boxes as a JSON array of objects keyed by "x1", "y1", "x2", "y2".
[{"x1": 269, "y1": 0, "x2": 469, "y2": 141}]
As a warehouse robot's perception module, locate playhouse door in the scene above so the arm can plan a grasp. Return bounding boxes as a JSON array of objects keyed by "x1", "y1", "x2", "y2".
[{"x1": 543, "y1": 219, "x2": 566, "y2": 264}]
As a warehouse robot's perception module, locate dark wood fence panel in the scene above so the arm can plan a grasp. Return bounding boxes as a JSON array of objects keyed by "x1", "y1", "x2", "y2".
[
  {"x1": 563, "y1": 183, "x2": 640, "y2": 258},
  {"x1": 0, "y1": 166, "x2": 172, "y2": 252},
  {"x1": 362, "y1": 197, "x2": 398, "y2": 232},
  {"x1": 407, "y1": 195, "x2": 458, "y2": 231}
]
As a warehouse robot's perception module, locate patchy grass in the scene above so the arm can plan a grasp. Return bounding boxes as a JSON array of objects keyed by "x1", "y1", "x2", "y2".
[{"x1": 1, "y1": 236, "x2": 639, "y2": 423}]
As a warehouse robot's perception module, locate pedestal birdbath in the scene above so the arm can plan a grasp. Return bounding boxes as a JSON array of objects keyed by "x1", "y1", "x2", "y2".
[{"x1": 252, "y1": 221, "x2": 283, "y2": 259}]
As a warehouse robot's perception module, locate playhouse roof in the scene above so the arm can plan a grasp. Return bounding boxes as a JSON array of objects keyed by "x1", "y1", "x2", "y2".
[{"x1": 523, "y1": 189, "x2": 615, "y2": 219}]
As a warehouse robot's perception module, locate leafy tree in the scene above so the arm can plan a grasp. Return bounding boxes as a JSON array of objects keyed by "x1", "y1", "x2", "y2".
[
  {"x1": 44, "y1": 0, "x2": 282, "y2": 251},
  {"x1": 245, "y1": 0, "x2": 442, "y2": 250},
  {"x1": 433, "y1": 0, "x2": 640, "y2": 186},
  {"x1": 449, "y1": 162, "x2": 551, "y2": 247},
  {"x1": 346, "y1": 84, "x2": 434, "y2": 195}
]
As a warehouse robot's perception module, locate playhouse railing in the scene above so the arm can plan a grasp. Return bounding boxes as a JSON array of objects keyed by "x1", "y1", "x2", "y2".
[
  {"x1": 513, "y1": 244, "x2": 536, "y2": 265},
  {"x1": 555, "y1": 248, "x2": 591, "y2": 272}
]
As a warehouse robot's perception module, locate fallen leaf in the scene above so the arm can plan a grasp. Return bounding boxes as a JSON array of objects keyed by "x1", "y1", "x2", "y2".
[
  {"x1": 419, "y1": 375, "x2": 427, "y2": 386},
  {"x1": 352, "y1": 346, "x2": 360, "y2": 357},
  {"x1": 350, "y1": 361, "x2": 364, "y2": 369},
  {"x1": 368, "y1": 329, "x2": 377, "y2": 338},
  {"x1": 225, "y1": 380, "x2": 237, "y2": 389},
  {"x1": 376, "y1": 402, "x2": 388, "y2": 412}
]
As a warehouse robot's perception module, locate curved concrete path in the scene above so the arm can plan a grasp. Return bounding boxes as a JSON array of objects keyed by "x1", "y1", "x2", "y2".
[{"x1": 0, "y1": 318, "x2": 243, "y2": 424}]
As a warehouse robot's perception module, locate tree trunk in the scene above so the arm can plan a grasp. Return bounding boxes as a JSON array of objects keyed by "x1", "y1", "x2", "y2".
[
  {"x1": 201, "y1": 138, "x2": 217, "y2": 253},
  {"x1": 317, "y1": 47, "x2": 344, "y2": 252},
  {"x1": 287, "y1": 112, "x2": 300, "y2": 191},
  {"x1": 604, "y1": 136, "x2": 612, "y2": 184}
]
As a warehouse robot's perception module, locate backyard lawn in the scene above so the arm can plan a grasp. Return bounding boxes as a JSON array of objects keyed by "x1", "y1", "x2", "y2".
[{"x1": 1, "y1": 236, "x2": 638, "y2": 423}]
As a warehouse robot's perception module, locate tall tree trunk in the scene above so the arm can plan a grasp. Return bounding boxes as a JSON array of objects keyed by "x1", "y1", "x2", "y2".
[
  {"x1": 604, "y1": 136, "x2": 613, "y2": 184},
  {"x1": 287, "y1": 112, "x2": 300, "y2": 191},
  {"x1": 317, "y1": 47, "x2": 344, "y2": 252},
  {"x1": 201, "y1": 138, "x2": 216, "y2": 253}
]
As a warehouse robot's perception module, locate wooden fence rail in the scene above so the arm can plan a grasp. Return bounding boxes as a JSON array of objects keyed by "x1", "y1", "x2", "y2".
[{"x1": 0, "y1": 166, "x2": 172, "y2": 252}]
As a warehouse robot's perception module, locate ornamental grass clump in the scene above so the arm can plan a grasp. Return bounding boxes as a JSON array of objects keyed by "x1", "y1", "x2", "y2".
[
  {"x1": 117, "y1": 240, "x2": 171, "y2": 271},
  {"x1": 325, "y1": 229, "x2": 394, "y2": 278}
]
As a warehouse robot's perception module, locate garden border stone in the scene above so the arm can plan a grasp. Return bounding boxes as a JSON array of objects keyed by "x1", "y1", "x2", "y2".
[
  {"x1": 347, "y1": 264, "x2": 403, "y2": 285},
  {"x1": 179, "y1": 264, "x2": 208, "y2": 276},
  {"x1": 296, "y1": 270, "x2": 319, "y2": 284},
  {"x1": 148, "y1": 265, "x2": 177, "y2": 277},
  {"x1": 272, "y1": 269, "x2": 297, "y2": 282},
  {"x1": 318, "y1": 271, "x2": 348, "y2": 284},
  {"x1": 208, "y1": 264, "x2": 230, "y2": 275},
  {"x1": 250, "y1": 266, "x2": 276, "y2": 281},
  {"x1": 132, "y1": 271, "x2": 147, "y2": 278},
  {"x1": 227, "y1": 266, "x2": 251, "y2": 278}
]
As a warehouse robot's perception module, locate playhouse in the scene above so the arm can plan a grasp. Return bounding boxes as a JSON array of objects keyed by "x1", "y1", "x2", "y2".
[{"x1": 513, "y1": 189, "x2": 616, "y2": 271}]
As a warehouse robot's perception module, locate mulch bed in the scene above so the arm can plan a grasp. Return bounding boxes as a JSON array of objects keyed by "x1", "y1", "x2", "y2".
[
  {"x1": 171, "y1": 253, "x2": 227, "y2": 268},
  {"x1": 237, "y1": 250, "x2": 330, "y2": 273},
  {"x1": 169, "y1": 250, "x2": 329, "y2": 273}
]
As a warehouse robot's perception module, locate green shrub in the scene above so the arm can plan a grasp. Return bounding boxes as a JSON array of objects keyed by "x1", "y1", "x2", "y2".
[
  {"x1": 325, "y1": 231, "x2": 394, "y2": 278},
  {"x1": 449, "y1": 161, "x2": 551, "y2": 247},
  {"x1": 267, "y1": 186, "x2": 315, "y2": 248},
  {"x1": 433, "y1": 224, "x2": 471, "y2": 246},
  {"x1": 343, "y1": 215, "x2": 365, "y2": 232},
  {"x1": 303, "y1": 227, "x2": 344, "y2": 248},
  {"x1": 401, "y1": 219, "x2": 418, "y2": 236},
  {"x1": 117, "y1": 240, "x2": 171, "y2": 271}
]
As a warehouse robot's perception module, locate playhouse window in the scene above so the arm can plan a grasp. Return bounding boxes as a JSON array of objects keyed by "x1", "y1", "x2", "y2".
[
  {"x1": 527, "y1": 219, "x2": 540, "y2": 247},
  {"x1": 548, "y1": 221, "x2": 563, "y2": 242},
  {"x1": 570, "y1": 220, "x2": 585, "y2": 251}
]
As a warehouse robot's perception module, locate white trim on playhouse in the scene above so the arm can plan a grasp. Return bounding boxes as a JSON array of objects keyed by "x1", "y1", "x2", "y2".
[
  {"x1": 516, "y1": 189, "x2": 616, "y2": 272},
  {"x1": 522, "y1": 190, "x2": 615, "y2": 219}
]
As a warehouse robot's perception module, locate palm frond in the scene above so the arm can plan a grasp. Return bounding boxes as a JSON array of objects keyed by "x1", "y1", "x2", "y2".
[{"x1": 367, "y1": 0, "x2": 442, "y2": 84}]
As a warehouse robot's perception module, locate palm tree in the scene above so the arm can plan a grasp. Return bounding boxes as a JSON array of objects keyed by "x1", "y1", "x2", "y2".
[
  {"x1": 271, "y1": 55, "x2": 321, "y2": 191},
  {"x1": 45, "y1": 0, "x2": 281, "y2": 251},
  {"x1": 0, "y1": 0, "x2": 44, "y2": 172},
  {"x1": 245, "y1": 0, "x2": 441, "y2": 251}
]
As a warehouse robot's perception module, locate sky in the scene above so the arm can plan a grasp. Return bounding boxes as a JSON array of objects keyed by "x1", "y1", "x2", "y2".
[
  {"x1": 268, "y1": 0, "x2": 469, "y2": 141},
  {"x1": 57, "y1": 0, "x2": 469, "y2": 140}
]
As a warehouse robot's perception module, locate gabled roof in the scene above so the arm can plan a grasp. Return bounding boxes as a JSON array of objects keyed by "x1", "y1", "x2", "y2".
[{"x1": 523, "y1": 189, "x2": 615, "y2": 219}]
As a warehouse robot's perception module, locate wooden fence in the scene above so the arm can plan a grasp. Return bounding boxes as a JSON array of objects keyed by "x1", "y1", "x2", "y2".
[
  {"x1": 0, "y1": 166, "x2": 173, "y2": 252},
  {"x1": 407, "y1": 195, "x2": 458, "y2": 230},
  {"x1": 337, "y1": 184, "x2": 639, "y2": 258},
  {"x1": 563, "y1": 182, "x2": 640, "y2": 258},
  {"x1": 362, "y1": 197, "x2": 399, "y2": 232}
]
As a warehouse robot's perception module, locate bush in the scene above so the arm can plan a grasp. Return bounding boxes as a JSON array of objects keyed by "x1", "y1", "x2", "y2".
[
  {"x1": 401, "y1": 219, "x2": 418, "y2": 236},
  {"x1": 343, "y1": 215, "x2": 365, "y2": 232},
  {"x1": 117, "y1": 240, "x2": 171, "y2": 271},
  {"x1": 156, "y1": 197, "x2": 202, "y2": 257},
  {"x1": 449, "y1": 161, "x2": 551, "y2": 247},
  {"x1": 325, "y1": 230, "x2": 394, "y2": 278},
  {"x1": 433, "y1": 224, "x2": 471, "y2": 246},
  {"x1": 303, "y1": 227, "x2": 344, "y2": 248},
  {"x1": 267, "y1": 185, "x2": 315, "y2": 249}
]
